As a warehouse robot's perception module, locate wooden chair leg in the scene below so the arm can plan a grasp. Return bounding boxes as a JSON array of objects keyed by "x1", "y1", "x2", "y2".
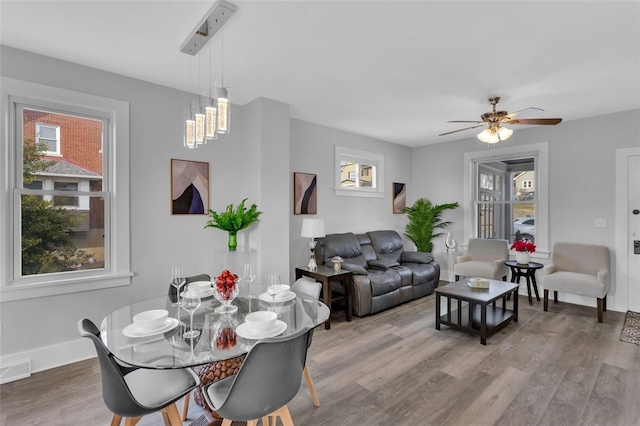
[
  {"x1": 262, "y1": 416, "x2": 270, "y2": 426},
  {"x1": 124, "y1": 417, "x2": 142, "y2": 426},
  {"x1": 279, "y1": 405, "x2": 294, "y2": 426},
  {"x1": 543, "y1": 289, "x2": 549, "y2": 311},
  {"x1": 455, "y1": 275, "x2": 460, "y2": 281},
  {"x1": 597, "y1": 298, "x2": 604, "y2": 323},
  {"x1": 160, "y1": 403, "x2": 182, "y2": 426},
  {"x1": 554, "y1": 291, "x2": 558, "y2": 303},
  {"x1": 603, "y1": 295, "x2": 607, "y2": 312},
  {"x1": 111, "y1": 415, "x2": 122, "y2": 426},
  {"x1": 161, "y1": 412, "x2": 170, "y2": 426},
  {"x1": 303, "y1": 365, "x2": 321, "y2": 407},
  {"x1": 247, "y1": 420, "x2": 258, "y2": 426},
  {"x1": 221, "y1": 419, "x2": 233, "y2": 426},
  {"x1": 181, "y1": 392, "x2": 191, "y2": 421}
]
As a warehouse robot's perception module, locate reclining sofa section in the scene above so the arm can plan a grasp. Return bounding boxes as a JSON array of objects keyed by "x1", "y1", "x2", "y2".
[{"x1": 317, "y1": 230, "x2": 440, "y2": 317}]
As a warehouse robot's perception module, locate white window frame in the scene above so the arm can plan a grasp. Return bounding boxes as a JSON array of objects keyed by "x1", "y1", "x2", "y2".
[
  {"x1": 463, "y1": 142, "x2": 550, "y2": 259},
  {"x1": 334, "y1": 145, "x2": 385, "y2": 198},
  {"x1": 1, "y1": 77, "x2": 132, "y2": 302},
  {"x1": 35, "y1": 122, "x2": 61, "y2": 156}
]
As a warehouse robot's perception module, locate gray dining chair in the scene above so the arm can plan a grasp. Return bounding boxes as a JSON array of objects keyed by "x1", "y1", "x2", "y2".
[
  {"x1": 167, "y1": 272, "x2": 210, "y2": 419},
  {"x1": 202, "y1": 327, "x2": 313, "y2": 426},
  {"x1": 291, "y1": 277, "x2": 322, "y2": 407},
  {"x1": 77, "y1": 318, "x2": 200, "y2": 426}
]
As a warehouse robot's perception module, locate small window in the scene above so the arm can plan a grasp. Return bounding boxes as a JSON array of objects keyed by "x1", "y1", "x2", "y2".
[
  {"x1": 53, "y1": 181, "x2": 79, "y2": 207},
  {"x1": 36, "y1": 123, "x2": 60, "y2": 155},
  {"x1": 334, "y1": 146, "x2": 384, "y2": 198}
]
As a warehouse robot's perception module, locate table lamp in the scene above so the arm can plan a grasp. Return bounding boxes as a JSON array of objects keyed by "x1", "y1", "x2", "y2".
[{"x1": 301, "y1": 217, "x2": 326, "y2": 271}]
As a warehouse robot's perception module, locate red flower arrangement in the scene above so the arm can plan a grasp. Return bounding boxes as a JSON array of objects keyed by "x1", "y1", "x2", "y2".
[{"x1": 510, "y1": 240, "x2": 536, "y2": 253}]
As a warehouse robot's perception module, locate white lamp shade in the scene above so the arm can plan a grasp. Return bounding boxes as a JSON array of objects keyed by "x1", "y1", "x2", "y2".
[
  {"x1": 477, "y1": 128, "x2": 500, "y2": 144},
  {"x1": 301, "y1": 218, "x2": 326, "y2": 238},
  {"x1": 497, "y1": 125, "x2": 513, "y2": 140}
]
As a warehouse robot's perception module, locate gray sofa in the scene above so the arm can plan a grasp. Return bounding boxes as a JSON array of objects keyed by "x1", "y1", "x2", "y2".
[{"x1": 316, "y1": 230, "x2": 440, "y2": 317}]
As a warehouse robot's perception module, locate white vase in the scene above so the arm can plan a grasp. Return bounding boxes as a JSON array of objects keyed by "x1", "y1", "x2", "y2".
[{"x1": 516, "y1": 251, "x2": 530, "y2": 265}]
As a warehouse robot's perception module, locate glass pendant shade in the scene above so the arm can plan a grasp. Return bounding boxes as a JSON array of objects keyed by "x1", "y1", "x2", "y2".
[
  {"x1": 214, "y1": 86, "x2": 230, "y2": 134},
  {"x1": 497, "y1": 125, "x2": 513, "y2": 140},
  {"x1": 477, "y1": 128, "x2": 500, "y2": 144},
  {"x1": 191, "y1": 101, "x2": 205, "y2": 145},
  {"x1": 202, "y1": 94, "x2": 218, "y2": 141},
  {"x1": 184, "y1": 107, "x2": 196, "y2": 149}
]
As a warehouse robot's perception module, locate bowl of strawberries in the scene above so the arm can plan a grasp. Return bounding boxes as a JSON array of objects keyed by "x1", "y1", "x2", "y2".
[{"x1": 214, "y1": 270, "x2": 239, "y2": 314}]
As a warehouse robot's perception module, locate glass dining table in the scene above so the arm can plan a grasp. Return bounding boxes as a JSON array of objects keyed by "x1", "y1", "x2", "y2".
[{"x1": 100, "y1": 284, "x2": 330, "y2": 369}]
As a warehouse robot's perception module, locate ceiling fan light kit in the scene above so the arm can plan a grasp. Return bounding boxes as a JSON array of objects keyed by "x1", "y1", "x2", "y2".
[{"x1": 440, "y1": 96, "x2": 562, "y2": 144}]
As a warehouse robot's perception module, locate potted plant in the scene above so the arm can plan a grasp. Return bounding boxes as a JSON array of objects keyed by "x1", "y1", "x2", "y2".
[
  {"x1": 510, "y1": 240, "x2": 536, "y2": 265},
  {"x1": 403, "y1": 198, "x2": 459, "y2": 253},
  {"x1": 204, "y1": 198, "x2": 262, "y2": 251}
]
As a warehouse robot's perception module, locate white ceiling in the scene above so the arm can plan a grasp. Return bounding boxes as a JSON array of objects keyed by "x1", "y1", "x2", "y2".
[{"x1": 1, "y1": 0, "x2": 639, "y2": 147}]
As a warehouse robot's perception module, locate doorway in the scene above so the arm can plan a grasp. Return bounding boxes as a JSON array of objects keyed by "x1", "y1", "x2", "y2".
[{"x1": 616, "y1": 147, "x2": 640, "y2": 312}]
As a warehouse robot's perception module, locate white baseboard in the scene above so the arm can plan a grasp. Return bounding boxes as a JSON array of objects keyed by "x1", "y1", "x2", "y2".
[{"x1": 0, "y1": 338, "x2": 96, "y2": 378}]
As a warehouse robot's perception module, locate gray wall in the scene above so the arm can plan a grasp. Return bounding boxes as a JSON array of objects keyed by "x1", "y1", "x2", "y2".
[
  {"x1": 411, "y1": 109, "x2": 640, "y2": 303},
  {"x1": 2, "y1": 44, "x2": 638, "y2": 372},
  {"x1": 0, "y1": 46, "x2": 413, "y2": 371}
]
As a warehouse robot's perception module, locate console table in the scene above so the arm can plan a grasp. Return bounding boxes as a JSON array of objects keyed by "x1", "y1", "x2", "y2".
[
  {"x1": 435, "y1": 279, "x2": 519, "y2": 345},
  {"x1": 504, "y1": 260, "x2": 543, "y2": 305},
  {"x1": 295, "y1": 265, "x2": 352, "y2": 330}
]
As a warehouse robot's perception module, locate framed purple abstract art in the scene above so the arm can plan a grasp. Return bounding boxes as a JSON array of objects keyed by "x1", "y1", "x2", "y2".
[
  {"x1": 294, "y1": 172, "x2": 318, "y2": 215},
  {"x1": 393, "y1": 182, "x2": 406, "y2": 214},
  {"x1": 171, "y1": 159, "x2": 209, "y2": 215}
]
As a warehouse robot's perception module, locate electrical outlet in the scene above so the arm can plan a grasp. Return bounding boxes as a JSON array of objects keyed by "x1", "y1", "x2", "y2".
[{"x1": 595, "y1": 219, "x2": 608, "y2": 228}]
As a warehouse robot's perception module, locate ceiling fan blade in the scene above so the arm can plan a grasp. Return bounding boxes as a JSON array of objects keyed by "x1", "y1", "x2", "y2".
[
  {"x1": 505, "y1": 107, "x2": 544, "y2": 119},
  {"x1": 447, "y1": 120, "x2": 484, "y2": 124},
  {"x1": 439, "y1": 124, "x2": 486, "y2": 136},
  {"x1": 505, "y1": 118, "x2": 563, "y2": 125}
]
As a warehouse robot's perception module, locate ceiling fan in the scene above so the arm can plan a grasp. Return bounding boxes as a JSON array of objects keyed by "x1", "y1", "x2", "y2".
[{"x1": 439, "y1": 96, "x2": 563, "y2": 143}]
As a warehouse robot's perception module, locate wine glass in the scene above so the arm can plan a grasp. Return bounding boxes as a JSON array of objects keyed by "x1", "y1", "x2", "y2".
[
  {"x1": 267, "y1": 273, "x2": 282, "y2": 316},
  {"x1": 243, "y1": 262, "x2": 257, "y2": 298},
  {"x1": 170, "y1": 267, "x2": 186, "y2": 306},
  {"x1": 181, "y1": 284, "x2": 202, "y2": 339}
]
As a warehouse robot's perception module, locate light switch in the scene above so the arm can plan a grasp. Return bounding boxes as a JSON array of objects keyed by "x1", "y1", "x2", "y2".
[{"x1": 595, "y1": 219, "x2": 608, "y2": 228}]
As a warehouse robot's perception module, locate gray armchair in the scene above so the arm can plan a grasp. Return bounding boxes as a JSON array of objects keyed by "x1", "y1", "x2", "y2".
[
  {"x1": 454, "y1": 238, "x2": 509, "y2": 281},
  {"x1": 542, "y1": 242, "x2": 610, "y2": 322}
]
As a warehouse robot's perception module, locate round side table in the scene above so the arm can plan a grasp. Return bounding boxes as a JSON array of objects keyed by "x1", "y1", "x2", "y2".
[{"x1": 504, "y1": 260, "x2": 544, "y2": 305}]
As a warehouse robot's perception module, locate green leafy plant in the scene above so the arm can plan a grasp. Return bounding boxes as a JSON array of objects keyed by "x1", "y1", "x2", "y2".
[
  {"x1": 404, "y1": 198, "x2": 459, "y2": 253},
  {"x1": 205, "y1": 198, "x2": 262, "y2": 251}
]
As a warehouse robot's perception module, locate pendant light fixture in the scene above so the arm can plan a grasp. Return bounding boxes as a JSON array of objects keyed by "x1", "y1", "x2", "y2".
[{"x1": 180, "y1": 0, "x2": 236, "y2": 148}]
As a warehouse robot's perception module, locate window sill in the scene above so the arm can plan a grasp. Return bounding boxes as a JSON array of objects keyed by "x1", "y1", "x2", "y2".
[
  {"x1": 0, "y1": 272, "x2": 133, "y2": 302},
  {"x1": 333, "y1": 188, "x2": 385, "y2": 198}
]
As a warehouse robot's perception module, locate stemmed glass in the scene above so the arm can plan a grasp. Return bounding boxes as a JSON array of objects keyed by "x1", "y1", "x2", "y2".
[
  {"x1": 243, "y1": 262, "x2": 256, "y2": 298},
  {"x1": 182, "y1": 284, "x2": 202, "y2": 340},
  {"x1": 267, "y1": 273, "x2": 282, "y2": 317},
  {"x1": 170, "y1": 267, "x2": 186, "y2": 306}
]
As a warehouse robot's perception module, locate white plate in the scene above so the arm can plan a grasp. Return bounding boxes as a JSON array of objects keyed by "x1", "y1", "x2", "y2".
[
  {"x1": 258, "y1": 292, "x2": 296, "y2": 303},
  {"x1": 123, "y1": 317, "x2": 179, "y2": 338},
  {"x1": 236, "y1": 320, "x2": 287, "y2": 340},
  {"x1": 181, "y1": 288, "x2": 215, "y2": 298}
]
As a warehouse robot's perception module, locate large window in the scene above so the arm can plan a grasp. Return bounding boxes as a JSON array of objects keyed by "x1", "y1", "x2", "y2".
[
  {"x1": 1, "y1": 77, "x2": 131, "y2": 301},
  {"x1": 334, "y1": 146, "x2": 384, "y2": 198},
  {"x1": 464, "y1": 142, "x2": 549, "y2": 257}
]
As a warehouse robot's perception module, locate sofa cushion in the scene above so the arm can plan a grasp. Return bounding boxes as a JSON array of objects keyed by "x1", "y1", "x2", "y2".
[
  {"x1": 368, "y1": 270, "x2": 401, "y2": 296},
  {"x1": 369, "y1": 259, "x2": 400, "y2": 269},
  {"x1": 401, "y1": 251, "x2": 434, "y2": 264},
  {"x1": 368, "y1": 230, "x2": 403, "y2": 264},
  {"x1": 340, "y1": 263, "x2": 368, "y2": 275},
  {"x1": 454, "y1": 260, "x2": 505, "y2": 280},
  {"x1": 318, "y1": 232, "x2": 368, "y2": 269},
  {"x1": 543, "y1": 271, "x2": 607, "y2": 298},
  {"x1": 402, "y1": 262, "x2": 437, "y2": 285}
]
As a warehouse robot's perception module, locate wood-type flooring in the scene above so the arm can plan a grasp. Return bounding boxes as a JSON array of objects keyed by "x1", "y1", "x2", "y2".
[{"x1": 2, "y1": 289, "x2": 639, "y2": 426}]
